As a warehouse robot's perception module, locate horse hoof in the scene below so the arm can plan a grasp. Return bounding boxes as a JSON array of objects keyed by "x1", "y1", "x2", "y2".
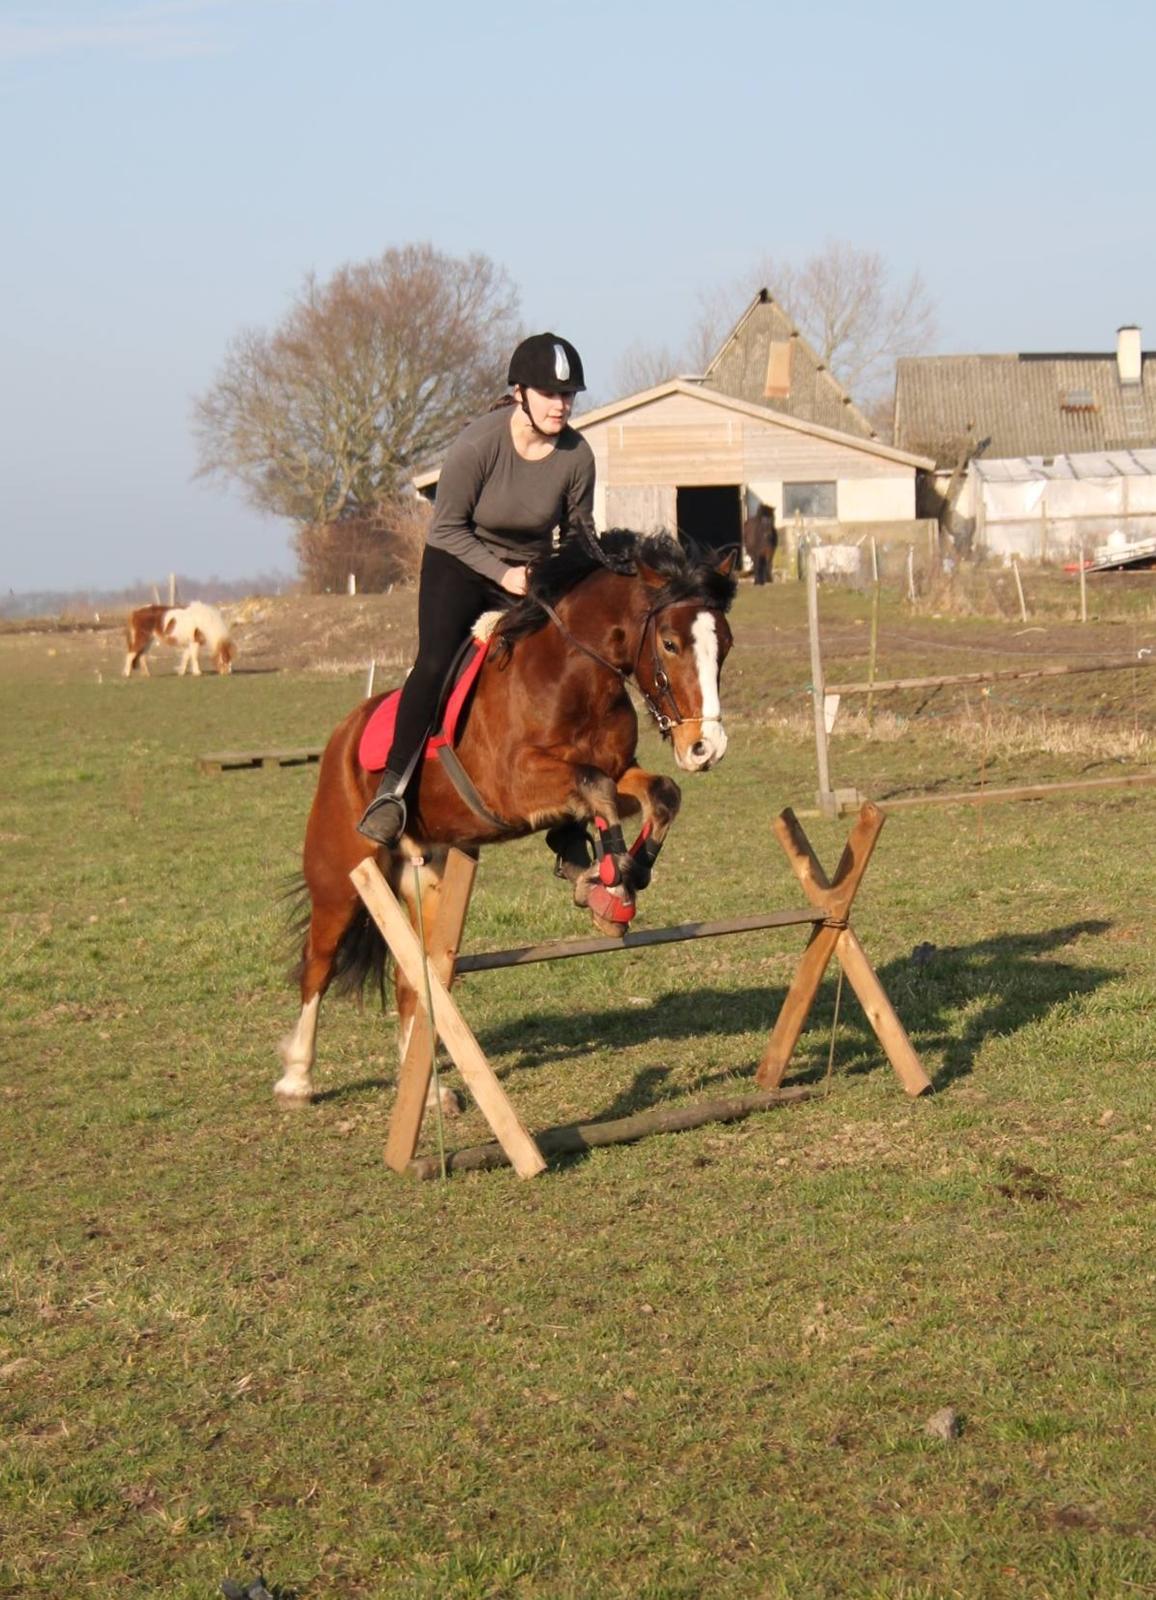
[
  {"x1": 427, "y1": 1083, "x2": 462, "y2": 1118},
  {"x1": 587, "y1": 882, "x2": 635, "y2": 934},
  {"x1": 273, "y1": 1079, "x2": 314, "y2": 1107}
]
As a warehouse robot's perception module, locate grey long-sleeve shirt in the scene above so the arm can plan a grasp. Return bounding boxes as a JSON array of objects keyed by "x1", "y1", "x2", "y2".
[{"x1": 425, "y1": 406, "x2": 596, "y2": 585}]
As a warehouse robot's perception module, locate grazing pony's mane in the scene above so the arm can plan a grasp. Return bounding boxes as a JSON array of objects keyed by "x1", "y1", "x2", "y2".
[{"x1": 497, "y1": 527, "x2": 736, "y2": 648}]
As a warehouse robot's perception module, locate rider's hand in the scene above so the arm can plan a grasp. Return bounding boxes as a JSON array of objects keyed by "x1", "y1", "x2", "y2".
[{"x1": 500, "y1": 565, "x2": 529, "y2": 596}]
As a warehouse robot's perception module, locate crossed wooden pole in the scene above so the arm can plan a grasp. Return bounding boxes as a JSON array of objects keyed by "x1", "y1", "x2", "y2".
[{"x1": 350, "y1": 803, "x2": 930, "y2": 1181}]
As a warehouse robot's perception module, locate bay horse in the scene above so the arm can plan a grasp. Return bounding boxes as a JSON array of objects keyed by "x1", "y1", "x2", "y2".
[
  {"x1": 275, "y1": 529, "x2": 737, "y2": 1106},
  {"x1": 124, "y1": 601, "x2": 236, "y2": 677},
  {"x1": 741, "y1": 508, "x2": 778, "y2": 586}
]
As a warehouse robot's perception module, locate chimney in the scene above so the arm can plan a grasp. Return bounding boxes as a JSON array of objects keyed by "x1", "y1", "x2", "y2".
[{"x1": 1116, "y1": 325, "x2": 1142, "y2": 386}]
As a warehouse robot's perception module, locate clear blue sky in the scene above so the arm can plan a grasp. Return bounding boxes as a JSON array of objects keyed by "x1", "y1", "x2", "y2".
[{"x1": 2, "y1": 0, "x2": 1152, "y2": 593}]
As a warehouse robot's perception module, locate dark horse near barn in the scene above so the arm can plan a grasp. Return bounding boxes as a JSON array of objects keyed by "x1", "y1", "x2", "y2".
[
  {"x1": 742, "y1": 505, "x2": 778, "y2": 585},
  {"x1": 276, "y1": 528, "x2": 737, "y2": 1106}
]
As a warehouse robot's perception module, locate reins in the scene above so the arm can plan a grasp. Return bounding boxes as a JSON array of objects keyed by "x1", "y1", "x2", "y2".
[{"x1": 533, "y1": 592, "x2": 691, "y2": 737}]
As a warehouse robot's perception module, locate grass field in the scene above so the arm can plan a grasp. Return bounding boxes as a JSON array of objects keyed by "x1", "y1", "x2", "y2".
[{"x1": 2, "y1": 576, "x2": 1154, "y2": 1598}]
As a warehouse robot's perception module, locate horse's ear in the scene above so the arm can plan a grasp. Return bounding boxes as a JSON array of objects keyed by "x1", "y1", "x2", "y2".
[
  {"x1": 637, "y1": 563, "x2": 666, "y2": 589},
  {"x1": 715, "y1": 549, "x2": 738, "y2": 577}
]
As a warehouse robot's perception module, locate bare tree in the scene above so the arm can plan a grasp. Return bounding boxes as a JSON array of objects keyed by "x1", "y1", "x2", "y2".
[
  {"x1": 194, "y1": 244, "x2": 520, "y2": 531},
  {"x1": 611, "y1": 290, "x2": 736, "y2": 399},
  {"x1": 749, "y1": 239, "x2": 936, "y2": 402},
  {"x1": 617, "y1": 242, "x2": 935, "y2": 409},
  {"x1": 612, "y1": 340, "x2": 681, "y2": 396}
]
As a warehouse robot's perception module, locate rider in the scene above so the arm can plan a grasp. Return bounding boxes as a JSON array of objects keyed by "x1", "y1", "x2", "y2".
[{"x1": 357, "y1": 332, "x2": 596, "y2": 846}]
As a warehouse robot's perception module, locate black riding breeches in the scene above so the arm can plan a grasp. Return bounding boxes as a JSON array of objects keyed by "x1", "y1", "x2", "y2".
[{"x1": 384, "y1": 546, "x2": 506, "y2": 785}]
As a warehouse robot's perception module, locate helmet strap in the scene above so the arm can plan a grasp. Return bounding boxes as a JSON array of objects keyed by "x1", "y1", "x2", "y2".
[{"x1": 515, "y1": 386, "x2": 556, "y2": 439}]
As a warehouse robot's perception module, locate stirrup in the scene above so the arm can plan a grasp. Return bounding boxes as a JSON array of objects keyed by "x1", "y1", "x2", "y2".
[{"x1": 357, "y1": 790, "x2": 407, "y2": 846}]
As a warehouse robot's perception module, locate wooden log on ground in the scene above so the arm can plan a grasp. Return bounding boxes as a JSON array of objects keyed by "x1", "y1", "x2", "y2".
[{"x1": 407, "y1": 1086, "x2": 814, "y2": 1180}]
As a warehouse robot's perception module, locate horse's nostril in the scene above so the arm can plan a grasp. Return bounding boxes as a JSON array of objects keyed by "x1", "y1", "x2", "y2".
[{"x1": 692, "y1": 741, "x2": 706, "y2": 759}]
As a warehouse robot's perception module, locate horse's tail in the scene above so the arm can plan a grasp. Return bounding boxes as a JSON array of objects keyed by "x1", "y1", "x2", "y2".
[
  {"x1": 283, "y1": 875, "x2": 389, "y2": 1007},
  {"x1": 328, "y1": 901, "x2": 389, "y2": 1005}
]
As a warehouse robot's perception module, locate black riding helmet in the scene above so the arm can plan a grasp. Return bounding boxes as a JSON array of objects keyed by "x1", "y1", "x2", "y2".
[{"x1": 507, "y1": 333, "x2": 586, "y2": 394}]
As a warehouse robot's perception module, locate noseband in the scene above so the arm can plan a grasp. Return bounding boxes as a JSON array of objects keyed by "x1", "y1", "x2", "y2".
[
  {"x1": 633, "y1": 607, "x2": 691, "y2": 734},
  {"x1": 534, "y1": 597, "x2": 699, "y2": 738}
]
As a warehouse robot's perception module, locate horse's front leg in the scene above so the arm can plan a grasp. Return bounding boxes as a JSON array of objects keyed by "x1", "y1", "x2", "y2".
[
  {"x1": 613, "y1": 766, "x2": 683, "y2": 892},
  {"x1": 516, "y1": 755, "x2": 637, "y2": 934}
]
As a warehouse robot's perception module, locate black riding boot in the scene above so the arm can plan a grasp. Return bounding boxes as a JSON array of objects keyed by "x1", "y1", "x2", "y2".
[
  {"x1": 357, "y1": 770, "x2": 408, "y2": 846},
  {"x1": 546, "y1": 821, "x2": 594, "y2": 878}
]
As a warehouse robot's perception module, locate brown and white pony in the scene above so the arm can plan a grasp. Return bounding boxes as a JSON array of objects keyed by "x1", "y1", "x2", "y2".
[
  {"x1": 276, "y1": 529, "x2": 736, "y2": 1106},
  {"x1": 124, "y1": 601, "x2": 236, "y2": 677}
]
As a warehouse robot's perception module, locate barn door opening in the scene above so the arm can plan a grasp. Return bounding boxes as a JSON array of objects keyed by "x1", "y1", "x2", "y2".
[{"x1": 676, "y1": 485, "x2": 742, "y2": 556}]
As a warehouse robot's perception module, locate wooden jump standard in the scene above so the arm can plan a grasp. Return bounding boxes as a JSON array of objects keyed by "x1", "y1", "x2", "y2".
[{"x1": 349, "y1": 802, "x2": 931, "y2": 1181}]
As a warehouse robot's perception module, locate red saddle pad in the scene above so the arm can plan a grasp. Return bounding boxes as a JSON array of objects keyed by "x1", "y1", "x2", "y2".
[{"x1": 357, "y1": 638, "x2": 489, "y2": 774}]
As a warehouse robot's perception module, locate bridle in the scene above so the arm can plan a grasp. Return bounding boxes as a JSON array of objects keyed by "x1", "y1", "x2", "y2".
[{"x1": 534, "y1": 595, "x2": 698, "y2": 737}]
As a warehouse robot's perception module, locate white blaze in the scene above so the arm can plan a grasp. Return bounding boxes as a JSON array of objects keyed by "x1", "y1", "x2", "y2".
[{"x1": 690, "y1": 612, "x2": 727, "y2": 765}]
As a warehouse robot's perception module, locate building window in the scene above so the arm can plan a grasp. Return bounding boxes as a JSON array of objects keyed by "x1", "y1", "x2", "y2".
[
  {"x1": 1060, "y1": 389, "x2": 1097, "y2": 414},
  {"x1": 783, "y1": 481, "x2": 836, "y2": 518}
]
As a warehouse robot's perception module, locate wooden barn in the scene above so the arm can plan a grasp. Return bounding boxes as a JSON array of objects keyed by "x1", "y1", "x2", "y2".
[
  {"x1": 572, "y1": 380, "x2": 933, "y2": 553},
  {"x1": 412, "y1": 288, "x2": 933, "y2": 561}
]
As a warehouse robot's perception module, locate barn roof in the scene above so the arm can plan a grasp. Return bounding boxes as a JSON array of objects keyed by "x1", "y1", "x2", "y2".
[
  {"x1": 571, "y1": 380, "x2": 932, "y2": 470},
  {"x1": 894, "y1": 337, "x2": 1156, "y2": 466},
  {"x1": 700, "y1": 288, "x2": 879, "y2": 441}
]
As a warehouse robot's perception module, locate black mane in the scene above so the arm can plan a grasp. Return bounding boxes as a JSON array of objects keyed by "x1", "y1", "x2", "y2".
[{"x1": 497, "y1": 528, "x2": 736, "y2": 647}]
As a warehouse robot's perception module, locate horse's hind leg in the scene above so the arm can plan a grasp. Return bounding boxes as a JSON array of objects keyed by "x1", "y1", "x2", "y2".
[{"x1": 275, "y1": 892, "x2": 356, "y2": 1105}]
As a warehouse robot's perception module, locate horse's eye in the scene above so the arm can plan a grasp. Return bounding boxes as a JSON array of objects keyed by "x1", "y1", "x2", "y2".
[{"x1": 661, "y1": 638, "x2": 678, "y2": 655}]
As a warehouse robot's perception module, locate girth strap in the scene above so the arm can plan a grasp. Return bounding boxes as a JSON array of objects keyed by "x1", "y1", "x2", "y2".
[{"x1": 436, "y1": 744, "x2": 510, "y2": 831}]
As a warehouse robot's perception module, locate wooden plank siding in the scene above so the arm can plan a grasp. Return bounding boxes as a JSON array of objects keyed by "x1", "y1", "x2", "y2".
[
  {"x1": 604, "y1": 484, "x2": 676, "y2": 531},
  {"x1": 595, "y1": 415, "x2": 906, "y2": 489},
  {"x1": 742, "y1": 428, "x2": 906, "y2": 480},
  {"x1": 608, "y1": 423, "x2": 743, "y2": 486}
]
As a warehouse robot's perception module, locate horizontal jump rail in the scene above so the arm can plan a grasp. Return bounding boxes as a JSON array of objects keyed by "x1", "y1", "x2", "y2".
[
  {"x1": 453, "y1": 908, "x2": 823, "y2": 974},
  {"x1": 864, "y1": 770, "x2": 1156, "y2": 812},
  {"x1": 824, "y1": 654, "x2": 1153, "y2": 697}
]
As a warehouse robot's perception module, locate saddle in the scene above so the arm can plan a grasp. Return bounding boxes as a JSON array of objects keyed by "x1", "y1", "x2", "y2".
[{"x1": 358, "y1": 636, "x2": 490, "y2": 775}]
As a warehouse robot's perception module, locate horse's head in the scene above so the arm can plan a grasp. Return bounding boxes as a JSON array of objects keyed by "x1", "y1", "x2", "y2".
[
  {"x1": 504, "y1": 528, "x2": 737, "y2": 772},
  {"x1": 214, "y1": 638, "x2": 236, "y2": 674},
  {"x1": 633, "y1": 542, "x2": 736, "y2": 773}
]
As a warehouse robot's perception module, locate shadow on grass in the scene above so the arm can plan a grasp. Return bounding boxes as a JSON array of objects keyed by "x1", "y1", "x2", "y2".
[
  {"x1": 471, "y1": 919, "x2": 1114, "y2": 1110},
  {"x1": 306, "y1": 919, "x2": 1113, "y2": 1120},
  {"x1": 312, "y1": 1076, "x2": 391, "y2": 1105}
]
